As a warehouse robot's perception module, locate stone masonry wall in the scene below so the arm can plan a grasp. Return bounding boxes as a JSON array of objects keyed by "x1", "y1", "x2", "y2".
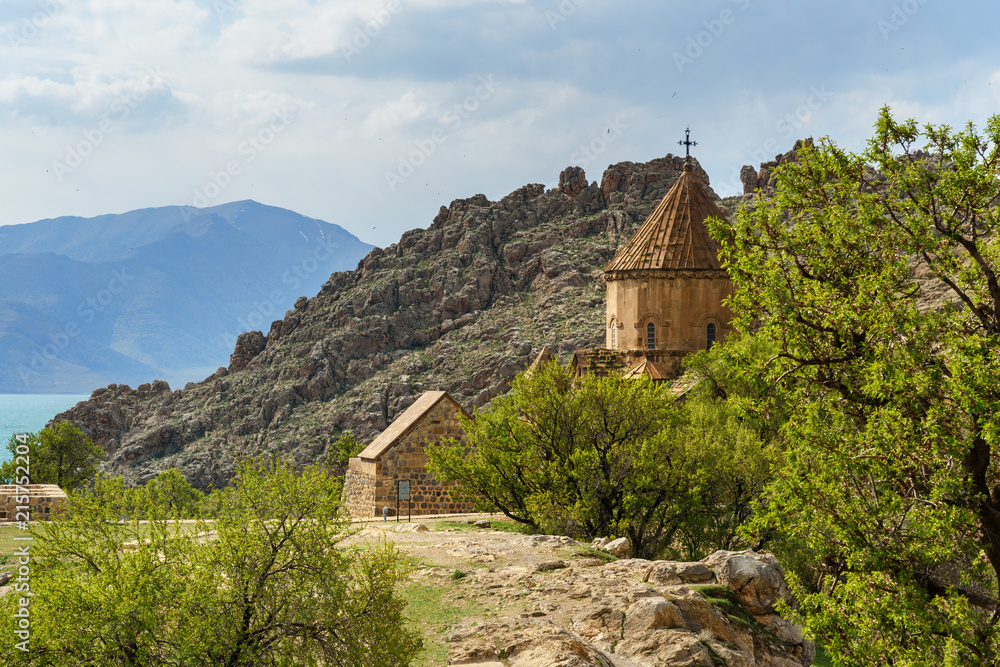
[
  {"x1": 0, "y1": 484, "x2": 68, "y2": 522},
  {"x1": 343, "y1": 467, "x2": 376, "y2": 519},
  {"x1": 376, "y1": 399, "x2": 476, "y2": 517}
]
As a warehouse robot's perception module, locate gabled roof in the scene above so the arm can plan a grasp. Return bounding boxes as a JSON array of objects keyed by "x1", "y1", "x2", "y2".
[
  {"x1": 621, "y1": 358, "x2": 673, "y2": 381},
  {"x1": 358, "y1": 391, "x2": 470, "y2": 461},
  {"x1": 605, "y1": 162, "x2": 727, "y2": 273},
  {"x1": 528, "y1": 346, "x2": 555, "y2": 371}
]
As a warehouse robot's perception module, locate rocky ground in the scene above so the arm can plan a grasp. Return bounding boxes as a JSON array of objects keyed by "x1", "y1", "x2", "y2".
[{"x1": 352, "y1": 516, "x2": 817, "y2": 667}]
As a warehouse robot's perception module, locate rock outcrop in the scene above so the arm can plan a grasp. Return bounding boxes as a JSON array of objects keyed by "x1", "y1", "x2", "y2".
[
  {"x1": 445, "y1": 548, "x2": 815, "y2": 666},
  {"x1": 52, "y1": 153, "x2": 740, "y2": 489},
  {"x1": 740, "y1": 138, "x2": 812, "y2": 195}
]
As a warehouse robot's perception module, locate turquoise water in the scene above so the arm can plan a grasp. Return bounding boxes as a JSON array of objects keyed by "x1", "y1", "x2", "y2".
[{"x1": 0, "y1": 394, "x2": 89, "y2": 463}]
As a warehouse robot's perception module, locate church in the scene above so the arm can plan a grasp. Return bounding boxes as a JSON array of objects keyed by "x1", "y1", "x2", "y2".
[
  {"x1": 573, "y1": 136, "x2": 734, "y2": 379},
  {"x1": 343, "y1": 135, "x2": 733, "y2": 519}
]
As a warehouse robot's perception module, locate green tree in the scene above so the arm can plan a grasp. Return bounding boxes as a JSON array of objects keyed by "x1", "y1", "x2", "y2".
[
  {"x1": 325, "y1": 432, "x2": 365, "y2": 470},
  {"x1": 0, "y1": 459, "x2": 422, "y2": 666},
  {"x1": 428, "y1": 360, "x2": 772, "y2": 559},
  {"x1": 144, "y1": 468, "x2": 203, "y2": 519},
  {"x1": 711, "y1": 108, "x2": 1000, "y2": 664},
  {"x1": 0, "y1": 422, "x2": 103, "y2": 491}
]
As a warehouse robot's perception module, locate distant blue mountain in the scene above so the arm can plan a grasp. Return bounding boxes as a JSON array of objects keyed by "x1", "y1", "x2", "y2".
[{"x1": 0, "y1": 201, "x2": 373, "y2": 393}]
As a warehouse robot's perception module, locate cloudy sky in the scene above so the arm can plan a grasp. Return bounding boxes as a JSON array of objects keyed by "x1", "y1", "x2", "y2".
[{"x1": 1, "y1": 0, "x2": 997, "y2": 246}]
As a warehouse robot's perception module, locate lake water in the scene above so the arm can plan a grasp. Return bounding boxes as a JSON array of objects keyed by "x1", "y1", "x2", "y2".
[{"x1": 0, "y1": 394, "x2": 89, "y2": 463}]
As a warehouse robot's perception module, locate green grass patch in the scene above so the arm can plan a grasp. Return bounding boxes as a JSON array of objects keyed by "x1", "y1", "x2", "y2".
[
  {"x1": 0, "y1": 526, "x2": 30, "y2": 558},
  {"x1": 571, "y1": 545, "x2": 617, "y2": 562},
  {"x1": 690, "y1": 584, "x2": 790, "y2": 651},
  {"x1": 689, "y1": 584, "x2": 758, "y2": 628},
  {"x1": 485, "y1": 519, "x2": 536, "y2": 535},
  {"x1": 812, "y1": 642, "x2": 833, "y2": 667},
  {"x1": 403, "y1": 578, "x2": 482, "y2": 667}
]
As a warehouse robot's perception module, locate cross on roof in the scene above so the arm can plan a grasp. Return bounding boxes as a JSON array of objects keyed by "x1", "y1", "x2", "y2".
[{"x1": 678, "y1": 127, "x2": 697, "y2": 158}]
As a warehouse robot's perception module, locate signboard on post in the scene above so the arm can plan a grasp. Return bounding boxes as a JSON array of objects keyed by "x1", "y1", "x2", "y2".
[{"x1": 397, "y1": 480, "x2": 411, "y2": 523}]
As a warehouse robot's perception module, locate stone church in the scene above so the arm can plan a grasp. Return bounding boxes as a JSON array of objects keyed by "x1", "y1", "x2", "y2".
[
  {"x1": 573, "y1": 153, "x2": 733, "y2": 379},
  {"x1": 343, "y1": 146, "x2": 733, "y2": 520}
]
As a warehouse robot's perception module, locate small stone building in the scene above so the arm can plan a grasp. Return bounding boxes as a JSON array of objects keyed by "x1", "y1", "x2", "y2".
[
  {"x1": 0, "y1": 484, "x2": 68, "y2": 522},
  {"x1": 574, "y1": 157, "x2": 734, "y2": 378},
  {"x1": 343, "y1": 391, "x2": 477, "y2": 519}
]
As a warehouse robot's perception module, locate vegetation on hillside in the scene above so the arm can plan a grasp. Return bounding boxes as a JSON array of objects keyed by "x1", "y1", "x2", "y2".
[{"x1": 711, "y1": 107, "x2": 1000, "y2": 664}]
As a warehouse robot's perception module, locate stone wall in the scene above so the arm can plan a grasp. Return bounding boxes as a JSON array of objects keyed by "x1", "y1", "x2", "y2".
[
  {"x1": 343, "y1": 466, "x2": 376, "y2": 519},
  {"x1": 0, "y1": 484, "x2": 67, "y2": 522}
]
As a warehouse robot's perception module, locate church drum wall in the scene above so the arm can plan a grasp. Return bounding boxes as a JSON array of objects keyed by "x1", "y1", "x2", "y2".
[{"x1": 606, "y1": 274, "x2": 733, "y2": 352}]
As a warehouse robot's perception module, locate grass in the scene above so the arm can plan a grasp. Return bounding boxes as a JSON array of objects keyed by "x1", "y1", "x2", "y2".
[
  {"x1": 0, "y1": 521, "x2": 210, "y2": 559},
  {"x1": 0, "y1": 526, "x2": 29, "y2": 558},
  {"x1": 571, "y1": 545, "x2": 617, "y2": 562},
  {"x1": 402, "y1": 576, "x2": 483, "y2": 667},
  {"x1": 812, "y1": 642, "x2": 833, "y2": 667}
]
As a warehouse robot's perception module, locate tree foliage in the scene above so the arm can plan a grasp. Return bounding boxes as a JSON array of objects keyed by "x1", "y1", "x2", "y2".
[
  {"x1": 428, "y1": 360, "x2": 773, "y2": 559},
  {"x1": 711, "y1": 107, "x2": 1000, "y2": 664},
  {"x1": 0, "y1": 423, "x2": 103, "y2": 491},
  {"x1": 0, "y1": 459, "x2": 421, "y2": 666}
]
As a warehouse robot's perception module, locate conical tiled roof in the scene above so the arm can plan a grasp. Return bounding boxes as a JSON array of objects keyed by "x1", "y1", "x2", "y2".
[{"x1": 605, "y1": 162, "x2": 726, "y2": 273}]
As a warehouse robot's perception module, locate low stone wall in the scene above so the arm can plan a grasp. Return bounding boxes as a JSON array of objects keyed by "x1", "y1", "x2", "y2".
[{"x1": 0, "y1": 484, "x2": 68, "y2": 522}]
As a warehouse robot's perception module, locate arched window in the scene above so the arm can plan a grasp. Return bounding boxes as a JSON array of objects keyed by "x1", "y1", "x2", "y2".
[
  {"x1": 707, "y1": 322, "x2": 717, "y2": 351},
  {"x1": 611, "y1": 323, "x2": 617, "y2": 349},
  {"x1": 646, "y1": 322, "x2": 656, "y2": 350}
]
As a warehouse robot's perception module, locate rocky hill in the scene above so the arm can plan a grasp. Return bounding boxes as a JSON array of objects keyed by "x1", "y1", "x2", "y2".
[{"x1": 54, "y1": 154, "x2": 742, "y2": 489}]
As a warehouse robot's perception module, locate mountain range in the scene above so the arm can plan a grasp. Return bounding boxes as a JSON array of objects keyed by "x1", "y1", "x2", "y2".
[{"x1": 0, "y1": 201, "x2": 372, "y2": 393}]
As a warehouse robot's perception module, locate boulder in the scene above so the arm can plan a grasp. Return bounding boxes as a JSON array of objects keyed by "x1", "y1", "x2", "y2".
[
  {"x1": 602, "y1": 537, "x2": 630, "y2": 558},
  {"x1": 519, "y1": 535, "x2": 576, "y2": 548},
  {"x1": 703, "y1": 549, "x2": 789, "y2": 615},
  {"x1": 396, "y1": 523, "x2": 429, "y2": 533},
  {"x1": 643, "y1": 561, "x2": 681, "y2": 586},
  {"x1": 675, "y1": 561, "x2": 713, "y2": 583},
  {"x1": 474, "y1": 519, "x2": 491, "y2": 528},
  {"x1": 623, "y1": 597, "x2": 686, "y2": 633}
]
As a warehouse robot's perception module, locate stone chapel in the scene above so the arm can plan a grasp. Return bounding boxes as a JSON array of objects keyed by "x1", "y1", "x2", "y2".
[{"x1": 572, "y1": 153, "x2": 734, "y2": 379}]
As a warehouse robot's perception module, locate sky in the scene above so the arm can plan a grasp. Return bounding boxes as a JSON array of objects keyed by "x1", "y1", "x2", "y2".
[{"x1": 1, "y1": 0, "x2": 998, "y2": 247}]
